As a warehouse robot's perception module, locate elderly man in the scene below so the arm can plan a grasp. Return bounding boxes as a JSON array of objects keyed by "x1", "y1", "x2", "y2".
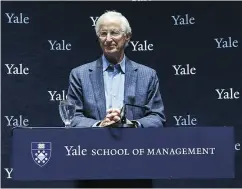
[
  {"x1": 68, "y1": 10, "x2": 165, "y2": 187},
  {"x1": 67, "y1": 10, "x2": 166, "y2": 129}
]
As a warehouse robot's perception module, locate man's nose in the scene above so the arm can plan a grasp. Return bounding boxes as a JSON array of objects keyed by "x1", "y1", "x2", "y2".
[{"x1": 105, "y1": 33, "x2": 112, "y2": 41}]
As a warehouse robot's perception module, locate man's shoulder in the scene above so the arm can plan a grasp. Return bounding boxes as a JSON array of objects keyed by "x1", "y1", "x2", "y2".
[
  {"x1": 130, "y1": 59, "x2": 156, "y2": 75},
  {"x1": 71, "y1": 59, "x2": 98, "y2": 73}
]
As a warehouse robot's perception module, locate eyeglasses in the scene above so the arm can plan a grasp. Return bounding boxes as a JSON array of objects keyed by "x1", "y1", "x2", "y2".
[{"x1": 98, "y1": 30, "x2": 124, "y2": 38}]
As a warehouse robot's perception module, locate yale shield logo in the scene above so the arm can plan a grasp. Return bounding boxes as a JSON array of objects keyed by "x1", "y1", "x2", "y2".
[{"x1": 31, "y1": 142, "x2": 52, "y2": 167}]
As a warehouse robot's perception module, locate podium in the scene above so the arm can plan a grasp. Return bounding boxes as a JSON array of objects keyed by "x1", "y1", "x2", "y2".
[{"x1": 11, "y1": 127, "x2": 235, "y2": 180}]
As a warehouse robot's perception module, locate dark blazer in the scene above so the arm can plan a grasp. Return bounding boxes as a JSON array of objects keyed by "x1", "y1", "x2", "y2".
[{"x1": 67, "y1": 56, "x2": 166, "y2": 127}]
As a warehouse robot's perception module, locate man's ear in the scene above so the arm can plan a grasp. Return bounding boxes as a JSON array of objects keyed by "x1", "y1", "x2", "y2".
[
  {"x1": 97, "y1": 36, "x2": 101, "y2": 43},
  {"x1": 125, "y1": 32, "x2": 132, "y2": 43},
  {"x1": 96, "y1": 36, "x2": 103, "y2": 48}
]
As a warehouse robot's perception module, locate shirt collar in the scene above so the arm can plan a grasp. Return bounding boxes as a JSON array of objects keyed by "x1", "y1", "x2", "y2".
[{"x1": 102, "y1": 54, "x2": 125, "y2": 73}]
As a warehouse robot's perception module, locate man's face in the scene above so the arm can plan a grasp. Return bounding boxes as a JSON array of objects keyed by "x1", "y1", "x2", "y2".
[{"x1": 98, "y1": 18, "x2": 130, "y2": 56}]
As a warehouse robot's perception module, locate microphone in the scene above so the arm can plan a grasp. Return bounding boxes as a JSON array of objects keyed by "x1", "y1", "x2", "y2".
[
  {"x1": 120, "y1": 105, "x2": 126, "y2": 124},
  {"x1": 120, "y1": 103, "x2": 149, "y2": 124}
]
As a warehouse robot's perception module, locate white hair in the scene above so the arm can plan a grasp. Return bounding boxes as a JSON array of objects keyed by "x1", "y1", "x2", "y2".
[{"x1": 95, "y1": 10, "x2": 132, "y2": 36}]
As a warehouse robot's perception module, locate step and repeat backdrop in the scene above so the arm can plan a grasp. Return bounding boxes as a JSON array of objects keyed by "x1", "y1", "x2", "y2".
[{"x1": 1, "y1": 1, "x2": 242, "y2": 188}]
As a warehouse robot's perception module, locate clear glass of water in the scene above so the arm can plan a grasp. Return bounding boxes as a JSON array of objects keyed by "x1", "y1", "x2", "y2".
[{"x1": 59, "y1": 100, "x2": 76, "y2": 127}]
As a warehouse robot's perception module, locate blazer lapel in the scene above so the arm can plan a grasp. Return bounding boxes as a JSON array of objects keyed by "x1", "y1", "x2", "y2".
[
  {"x1": 124, "y1": 57, "x2": 138, "y2": 120},
  {"x1": 89, "y1": 58, "x2": 106, "y2": 120}
]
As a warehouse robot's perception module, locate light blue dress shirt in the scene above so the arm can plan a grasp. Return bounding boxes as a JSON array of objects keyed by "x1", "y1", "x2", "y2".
[{"x1": 102, "y1": 55, "x2": 125, "y2": 110}]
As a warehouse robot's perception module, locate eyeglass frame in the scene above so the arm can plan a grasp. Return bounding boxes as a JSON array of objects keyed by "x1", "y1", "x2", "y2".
[{"x1": 98, "y1": 30, "x2": 126, "y2": 39}]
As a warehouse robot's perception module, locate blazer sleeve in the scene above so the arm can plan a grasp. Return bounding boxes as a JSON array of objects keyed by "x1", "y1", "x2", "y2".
[
  {"x1": 67, "y1": 69, "x2": 100, "y2": 127},
  {"x1": 136, "y1": 70, "x2": 166, "y2": 127}
]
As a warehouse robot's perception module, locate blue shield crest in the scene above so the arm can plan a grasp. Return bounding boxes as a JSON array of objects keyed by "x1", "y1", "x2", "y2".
[{"x1": 31, "y1": 142, "x2": 52, "y2": 167}]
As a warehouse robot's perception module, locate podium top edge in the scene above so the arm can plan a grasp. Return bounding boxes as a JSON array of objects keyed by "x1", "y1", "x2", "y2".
[
  {"x1": 12, "y1": 126, "x2": 234, "y2": 129},
  {"x1": 13, "y1": 127, "x2": 87, "y2": 129}
]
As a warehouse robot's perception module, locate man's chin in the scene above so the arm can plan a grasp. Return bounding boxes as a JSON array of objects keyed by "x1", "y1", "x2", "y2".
[{"x1": 104, "y1": 49, "x2": 118, "y2": 54}]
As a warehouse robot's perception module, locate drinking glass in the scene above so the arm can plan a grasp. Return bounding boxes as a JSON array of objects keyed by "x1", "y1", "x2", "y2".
[{"x1": 59, "y1": 100, "x2": 76, "y2": 127}]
